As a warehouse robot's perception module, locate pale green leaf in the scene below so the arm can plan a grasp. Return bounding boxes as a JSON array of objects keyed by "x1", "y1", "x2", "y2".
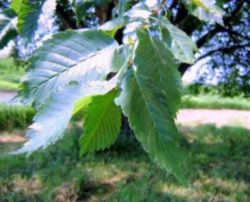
[
  {"x1": 100, "y1": 16, "x2": 128, "y2": 37},
  {"x1": 80, "y1": 89, "x2": 121, "y2": 154},
  {"x1": 116, "y1": 29, "x2": 187, "y2": 182},
  {"x1": 13, "y1": 29, "x2": 120, "y2": 154},
  {"x1": 20, "y1": 29, "x2": 119, "y2": 106},
  {"x1": 13, "y1": 24, "x2": 122, "y2": 155},
  {"x1": 13, "y1": 78, "x2": 117, "y2": 154},
  {"x1": 185, "y1": 0, "x2": 224, "y2": 25},
  {"x1": 111, "y1": 45, "x2": 129, "y2": 73},
  {"x1": 159, "y1": 17, "x2": 197, "y2": 64}
]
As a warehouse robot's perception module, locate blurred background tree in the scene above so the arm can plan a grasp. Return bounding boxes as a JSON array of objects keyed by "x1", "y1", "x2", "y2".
[{"x1": 0, "y1": 0, "x2": 249, "y2": 96}]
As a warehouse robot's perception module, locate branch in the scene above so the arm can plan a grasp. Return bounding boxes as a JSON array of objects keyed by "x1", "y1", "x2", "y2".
[
  {"x1": 195, "y1": 44, "x2": 249, "y2": 63},
  {"x1": 178, "y1": 0, "x2": 246, "y2": 75}
]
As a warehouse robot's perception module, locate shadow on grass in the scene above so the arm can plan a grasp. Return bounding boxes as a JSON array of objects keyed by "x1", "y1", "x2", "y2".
[{"x1": 0, "y1": 124, "x2": 249, "y2": 201}]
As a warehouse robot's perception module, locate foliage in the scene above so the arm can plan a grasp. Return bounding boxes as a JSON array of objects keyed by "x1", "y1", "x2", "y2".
[{"x1": 0, "y1": 0, "x2": 225, "y2": 181}]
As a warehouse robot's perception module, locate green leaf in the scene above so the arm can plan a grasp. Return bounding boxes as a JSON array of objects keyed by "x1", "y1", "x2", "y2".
[
  {"x1": 111, "y1": 45, "x2": 129, "y2": 73},
  {"x1": 116, "y1": 29, "x2": 187, "y2": 182},
  {"x1": 185, "y1": 0, "x2": 224, "y2": 25},
  {"x1": 73, "y1": 96, "x2": 92, "y2": 116},
  {"x1": 20, "y1": 29, "x2": 119, "y2": 106},
  {"x1": 10, "y1": 0, "x2": 23, "y2": 14},
  {"x1": 100, "y1": 16, "x2": 128, "y2": 37},
  {"x1": 0, "y1": 9, "x2": 17, "y2": 49},
  {"x1": 80, "y1": 89, "x2": 121, "y2": 154},
  {"x1": 159, "y1": 17, "x2": 197, "y2": 64},
  {"x1": 17, "y1": 0, "x2": 56, "y2": 42}
]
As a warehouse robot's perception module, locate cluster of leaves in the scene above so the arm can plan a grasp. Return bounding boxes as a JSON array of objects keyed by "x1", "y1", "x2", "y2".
[{"x1": 0, "y1": 0, "x2": 224, "y2": 182}]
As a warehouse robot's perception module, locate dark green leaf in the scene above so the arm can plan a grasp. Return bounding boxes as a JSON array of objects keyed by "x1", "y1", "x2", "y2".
[{"x1": 116, "y1": 29, "x2": 187, "y2": 182}]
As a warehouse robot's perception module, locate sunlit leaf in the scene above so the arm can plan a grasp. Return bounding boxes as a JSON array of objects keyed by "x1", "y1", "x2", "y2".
[
  {"x1": 10, "y1": 0, "x2": 22, "y2": 14},
  {"x1": 13, "y1": 29, "x2": 120, "y2": 154},
  {"x1": 80, "y1": 89, "x2": 121, "y2": 154},
  {"x1": 20, "y1": 29, "x2": 119, "y2": 106}
]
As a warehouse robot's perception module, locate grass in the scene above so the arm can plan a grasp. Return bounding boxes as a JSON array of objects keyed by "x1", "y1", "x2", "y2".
[
  {"x1": 181, "y1": 95, "x2": 250, "y2": 110},
  {"x1": 0, "y1": 57, "x2": 26, "y2": 91},
  {"x1": 0, "y1": 123, "x2": 249, "y2": 201},
  {"x1": 0, "y1": 103, "x2": 35, "y2": 131},
  {"x1": 0, "y1": 80, "x2": 19, "y2": 91}
]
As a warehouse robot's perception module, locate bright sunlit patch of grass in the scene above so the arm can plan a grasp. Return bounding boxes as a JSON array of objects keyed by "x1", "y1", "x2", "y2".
[
  {"x1": 181, "y1": 95, "x2": 250, "y2": 110},
  {"x1": 0, "y1": 80, "x2": 19, "y2": 90}
]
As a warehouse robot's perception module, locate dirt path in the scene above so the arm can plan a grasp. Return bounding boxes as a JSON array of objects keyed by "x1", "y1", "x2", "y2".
[
  {"x1": 0, "y1": 90, "x2": 17, "y2": 103},
  {"x1": 177, "y1": 109, "x2": 250, "y2": 129}
]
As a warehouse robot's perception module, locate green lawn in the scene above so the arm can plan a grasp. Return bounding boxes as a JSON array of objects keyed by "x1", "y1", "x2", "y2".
[
  {"x1": 0, "y1": 57, "x2": 25, "y2": 91},
  {"x1": 0, "y1": 80, "x2": 19, "y2": 90},
  {"x1": 0, "y1": 124, "x2": 249, "y2": 201},
  {"x1": 0, "y1": 103, "x2": 35, "y2": 131},
  {"x1": 181, "y1": 95, "x2": 250, "y2": 110}
]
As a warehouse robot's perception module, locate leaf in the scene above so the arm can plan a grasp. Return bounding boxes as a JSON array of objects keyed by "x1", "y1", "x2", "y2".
[
  {"x1": 13, "y1": 78, "x2": 117, "y2": 154},
  {"x1": 100, "y1": 16, "x2": 128, "y2": 37},
  {"x1": 17, "y1": 0, "x2": 56, "y2": 42},
  {"x1": 10, "y1": 0, "x2": 23, "y2": 14},
  {"x1": 80, "y1": 89, "x2": 121, "y2": 154},
  {"x1": 185, "y1": 0, "x2": 224, "y2": 25},
  {"x1": 116, "y1": 29, "x2": 187, "y2": 182},
  {"x1": 73, "y1": 96, "x2": 92, "y2": 116},
  {"x1": 13, "y1": 29, "x2": 120, "y2": 154},
  {"x1": 125, "y1": 2, "x2": 151, "y2": 20},
  {"x1": 159, "y1": 17, "x2": 197, "y2": 64},
  {"x1": 20, "y1": 29, "x2": 119, "y2": 106},
  {"x1": 0, "y1": 9, "x2": 17, "y2": 49},
  {"x1": 111, "y1": 45, "x2": 130, "y2": 73}
]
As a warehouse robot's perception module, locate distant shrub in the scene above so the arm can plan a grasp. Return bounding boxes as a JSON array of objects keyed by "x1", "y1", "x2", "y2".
[{"x1": 184, "y1": 82, "x2": 250, "y2": 98}]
